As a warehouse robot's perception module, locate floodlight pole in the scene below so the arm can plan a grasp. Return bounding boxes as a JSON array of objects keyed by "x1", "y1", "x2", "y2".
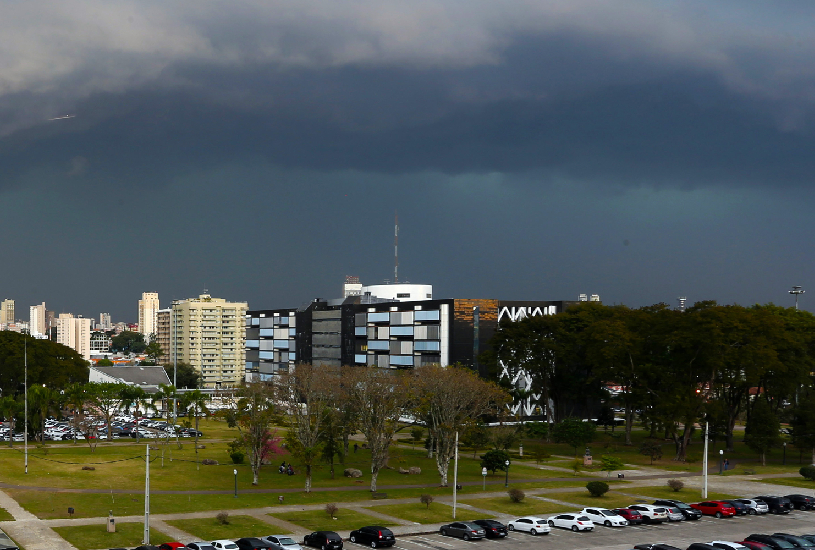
[
  {"x1": 790, "y1": 286, "x2": 805, "y2": 310},
  {"x1": 24, "y1": 336, "x2": 28, "y2": 475},
  {"x1": 452, "y1": 431, "x2": 459, "y2": 519},
  {"x1": 144, "y1": 444, "x2": 150, "y2": 544},
  {"x1": 702, "y1": 421, "x2": 708, "y2": 499}
]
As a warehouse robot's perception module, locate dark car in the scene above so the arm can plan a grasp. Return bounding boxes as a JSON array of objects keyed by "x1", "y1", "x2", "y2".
[
  {"x1": 687, "y1": 545, "x2": 720, "y2": 550},
  {"x1": 754, "y1": 496, "x2": 793, "y2": 514},
  {"x1": 472, "y1": 520, "x2": 508, "y2": 538},
  {"x1": 439, "y1": 522, "x2": 486, "y2": 540},
  {"x1": 615, "y1": 508, "x2": 644, "y2": 525},
  {"x1": 236, "y1": 539, "x2": 276, "y2": 550},
  {"x1": 633, "y1": 545, "x2": 682, "y2": 550},
  {"x1": 798, "y1": 537, "x2": 815, "y2": 545},
  {"x1": 349, "y1": 526, "x2": 395, "y2": 548},
  {"x1": 744, "y1": 535, "x2": 796, "y2": 549},
  {"x1": 159, "y1": 544, "x2": 189, "y2": 550},
  {"x1": 304, "y1": 532, "x2": 343, "y2": 550},
  {"x1": 772, "y1": 534, "x2": 815, "y2": 548},
  {"x1": 133, "y1": 547, "x2": 162, "y2": 550},
  {"x1": 187, "y1": 544, "x2": 216, "y2": 550},
  {"x1": 653, "y1": 500, "x2": 703, "y2": 520},
  {"x1": 722, "y1": 500, "x2": 750, "y2": 516},
  {"x1": 785, "y1": 495, "x2": 815, "y2": 511},
  {"x1": 740, "y1": 543, "x2": 772, "y2": 550},
  {"x1": 0, "y1": 529, "x2": 18, "y2": 550}
]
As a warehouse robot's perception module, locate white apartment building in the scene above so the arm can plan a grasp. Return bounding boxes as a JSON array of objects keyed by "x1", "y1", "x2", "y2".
[
  {"x1": 169, "y1": 294, "x2": 247, "y2": 388},
  {"x1": 138, "y1": 292, "x2": 160, "y2": 340},
  {"x1": 29, "y1": 302, "x2": 46, "y2": 337},
  {"x1": 56, "y1": 313, "x2": 92, "y2": 361},
  {"x1": 99, "y1": 312, "x2": 112, "y2": 330},
  {"x1": 0, "y1": 299, "x2": 14, "y2": 324}
]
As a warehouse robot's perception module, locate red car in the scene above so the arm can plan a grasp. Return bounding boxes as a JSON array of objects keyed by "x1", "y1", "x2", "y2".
[
  {"x1": 159, "y1": 544, "x2": 188, "y2": 550},
  {"x1": 690, "y1": 501, "x2": 736, "y2": 518},
  {"x1": 739, "y1": 542, "x2": 770, "y2": 550},
  {"x1": 612, "y1": 508, "x2": 643, "y2": 525}
]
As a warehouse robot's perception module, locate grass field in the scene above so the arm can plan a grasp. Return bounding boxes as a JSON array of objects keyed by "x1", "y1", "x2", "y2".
[
  {"x1": 165, "y1": 514, "x2": 278, "y2": 541},
  {"x1": 624, "y1": 486, "x2": 737, "y2": 502},
  {"x1": 365, "y1": 503, "x2": 467, "y2": 524},
  {"x1": 52, "y1": 522, "x2": 169, "y2": 550},
  {"x1": 270, "y1": 509, "x2": 397, "y2": 531},
  {"x1": 0, "y1": 507, "x2": 13, "y2": 521},
  {"x1": 460, "y1": 496, "x2": 569, "y2": 517},
  {"x1": 754, "y1": 477, "x2": 815, "y2": 490},
  {"x1": 550, "y1": 490, "x2": 637, "y2": 509}
]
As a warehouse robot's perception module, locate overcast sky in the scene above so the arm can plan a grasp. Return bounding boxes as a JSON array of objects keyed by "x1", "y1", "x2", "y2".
[{"x1": 1, "y1": 1, "x2": 814, "y2": 322}]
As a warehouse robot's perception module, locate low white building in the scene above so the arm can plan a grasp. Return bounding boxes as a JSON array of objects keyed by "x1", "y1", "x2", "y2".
[{"x1": 89, "y1": 366, "x2": 171, "y2": 393}]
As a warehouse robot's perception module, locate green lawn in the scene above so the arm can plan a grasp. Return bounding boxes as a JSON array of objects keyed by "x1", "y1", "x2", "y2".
[
  {"x1": 52, "y1": 522, "x2": 169, "y2": 550},
  {"x1": 550, "y1": 491, "x2": 637, "y2": 509},
  {"x1": 754, "y1": 477, "x2": 815, "y2": 490},
  {"x1": 460, "y1": 496, "x2": 569, "y2": 517},
  {"x1": 0, "y1": 507, "x2": 13, "y2": 521},
  {"x1": 366, "y1": 503, "x2": 471, "y2": 524},
  {"x1": 270, "y1": 509, "x2": 396, "y2": 531},
  {"x1": 165, "y1": 515, "x2": 275, "y2": 541},
  {"x1": 625, "y1": 486, "x2": 737, "y2": 502}
]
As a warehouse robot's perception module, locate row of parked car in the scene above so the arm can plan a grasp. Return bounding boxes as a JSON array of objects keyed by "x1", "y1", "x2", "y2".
[{"x1": 636, "y1": 533, "x2": 815, "y2": 549}]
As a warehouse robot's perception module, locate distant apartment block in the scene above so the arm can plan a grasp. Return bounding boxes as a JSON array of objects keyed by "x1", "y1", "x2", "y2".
[
  {"x1": 29, "y1": 302, "x2": 46, "y2": 337},
  {"x1": 56, "y1": 313, "x2": 92, "y2": 361},
  {"x1": 156, "y1": 308, "x2": 171, "y2": 363},
  {"x1": 0, "y1": 299, "x2": 14, "y2": 324},
  {"x1": 169, "y1": 294, "x2": 247, "y2": 388},
  {"x1": 138, "y1": 292, "x2": 160, "y2": 340},
  {"x1": 90, "y1": 331, "x2": 111, "y2": 353},
  {"x1": 99, "y1": 312, "x2": 112, "y2": 330}
]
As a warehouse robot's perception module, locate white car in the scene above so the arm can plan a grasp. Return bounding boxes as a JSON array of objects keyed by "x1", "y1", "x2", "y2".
[
  {"x1": 506, "y1": 516, "x2": 551, "y2": 536},
  {"x1": 579, "y1": 508, "x2": 628, "y2": 527},
  {"x1": 627, "y1": 504, "x2": 668, "y2": 523},
  {"x1": 264, "y1": 535, "x2": 303, "y2": 550},
  {"x1": 733, "y1": 499, "x2": 769, "y2": 515},
  {"x1": 211, "y1": 541, "x2": 238, "y2": 550},
  {"x1": 665, "y1": 506, "x2": 685, "y2": 522},
  {"x1": 547, "y1": 513, "x2": 594, "y2": 532},
  {"x1": 709, "y1": 542, "x2": 749, "y2": 550}
]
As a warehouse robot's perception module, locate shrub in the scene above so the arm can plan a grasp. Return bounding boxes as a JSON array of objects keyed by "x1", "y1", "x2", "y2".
[
  {"x1": 230, "y1": 452, "x2": 244, "y2": 465},
  {"x1": 508, "y1": 488, "x2": 525, "y2": 503},
  {"x1": 586, "y1": 481, "x2": 609, "y2": 497},
  {"x1": 800, "y1": 465, "x2": 815, "y2": 481},
  {"x1": 685, "y1": 452, "x2": 701, "y2": 464},
  {"x1": 81, "y1": 466, "x2": 95, "y2": 471},
  {"x1": 201, "y1": 458, "x2": 218, "y2": 465},
  {"x1": 480, "y1": 449, "x2": 510, "y2": 474},
  {"x1": 420, "y1": 494, "x2": 434, "y2": 509},
  {"x1": 325, "y1": 503, "x2": 338, "y2": 518},
  {"x1": 216, "y1": 512, "x2": 229, "y2": 525},
  {"x1": 667, "y1": 479, "x2": 684, "y2": 492},
  {"x1": 531, "y1": 446, "x2": 551, "y2": 464}
]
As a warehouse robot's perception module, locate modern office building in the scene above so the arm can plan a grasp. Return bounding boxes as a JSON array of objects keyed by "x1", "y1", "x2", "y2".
[
  {"x1": 138, "y1": 292, "x2": 160, "y2": 340},
  {"x1": 168, "y1": 294, "x2": 247, "y2": 388},
  {"x1": 29, "y1": 302, "x2": 46, "y2": 337},
  {"x1": 0, "y1": 299, "x2": 14, "y2": 324},
  {"x1": 56, "y1": 313, "x2": 92, "y2": 360}
]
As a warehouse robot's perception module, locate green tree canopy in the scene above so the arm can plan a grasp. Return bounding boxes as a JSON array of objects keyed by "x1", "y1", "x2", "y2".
[
  {"x1": 110, "y1": 331, "x2": 147, "y2": 354},
  {"x1": 163, "y1": 362, "x2": 200, "y2": 389},
  {"x1": 744, "y1": 397, "x2": 782, "y2": 466},
  {"x1": 552, "y1": 417, "x2": 596, "y2": 456},
  {"x1": 0, "y1": 332, "x2": 88, "y2": 396}
]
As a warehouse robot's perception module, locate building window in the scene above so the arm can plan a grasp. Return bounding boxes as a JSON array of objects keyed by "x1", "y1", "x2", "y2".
[{"x1": 397, "y1": 293, "x2": 410, "y2": 298}]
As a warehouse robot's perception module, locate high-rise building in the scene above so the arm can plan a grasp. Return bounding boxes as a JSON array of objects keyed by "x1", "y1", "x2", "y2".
[
  {"x1": 0, "y1": 299, "x2": 14, "y2": 325},
  {"x1": 169, "y1": 294, "x2": 247, "y2": 388},
  {"x1": 156, "y1": 308, "x2": 171, "y2": 363},
  {"x1": 29, "y1": 302, "x2": 46, "y2": 337},
  {"x1": 99, "y1": 312, "x2": 112, "y2": 330},
  {"x1": 138, "y1": 292, "x2": 160, "y2": 341},
  {"x1": 56, "y1": 313, "x2": 92, "y2": 360}
]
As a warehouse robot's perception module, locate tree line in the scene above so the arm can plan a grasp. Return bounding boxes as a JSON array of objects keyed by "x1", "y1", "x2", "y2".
[{"x1": 487, "y1": 301, "x2": 815, "y2": 462}]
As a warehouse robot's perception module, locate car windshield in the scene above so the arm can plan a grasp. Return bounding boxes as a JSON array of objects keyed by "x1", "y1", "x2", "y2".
[
  {"x1": 601, "y1": 510, "x2": 620, "y2": 516},
  {"x1": 673, "y1": 502, "x2": 691, "y2": 509},
  {"x1": 577, "y1": 516, "x2": 590, "y2": 521},
  {"x1": 278, "y1": 539, "x2": 296, "y2": 545}
]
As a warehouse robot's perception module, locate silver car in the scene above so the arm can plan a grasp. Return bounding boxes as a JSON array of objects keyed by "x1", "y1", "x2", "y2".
[
  {"x1": 733, "y1": 498, "x2": 769, "y2": 515},
  {"x1": 264, "y1": 535, "x2": 303, "y2": 550},
  {"x1": 665, "y1": 506, "x2": 685, "y2": 521}
]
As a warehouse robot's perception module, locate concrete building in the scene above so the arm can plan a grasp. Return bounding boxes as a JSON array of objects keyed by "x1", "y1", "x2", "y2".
[
  {"x1": 169, "y1": 294, "x2": 247, "y2": 389},
  {"x1": 56, "y1": 313, "x2": 92, "y2": 361},
  {"x1": 155, "y1": 308, "x2": 171, "y2": 363},
  {"x1": 0, "y1": 299, "x2": 14, "y2": 324},
  {"x1": 90, "y1": 331, "x2": 111, "y2": 353},
  {"x1": 99, "y1": 312, "x2": 112, "y2": 330},
  {"x1": 138, "y1": 292, "x2": 160, "y2": 340},
  {"x1": 29, "y1": 302, "x2": 46, "y2": 337},
  {"x1": 89, "y1": 365, "x2": 171, "y2": 392}
]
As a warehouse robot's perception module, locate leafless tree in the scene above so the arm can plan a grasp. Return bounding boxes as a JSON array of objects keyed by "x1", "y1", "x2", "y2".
[{"x1": 232, "y1": 381, "x2": 277, "y2": 485}]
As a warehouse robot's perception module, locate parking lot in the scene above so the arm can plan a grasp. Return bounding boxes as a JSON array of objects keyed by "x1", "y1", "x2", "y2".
[{"x1": 391, "y1": 510, "x2": 815, "y2": 550}]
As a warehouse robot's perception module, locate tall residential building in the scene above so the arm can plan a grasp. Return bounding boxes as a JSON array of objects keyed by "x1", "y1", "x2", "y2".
[
  {"x1": 138, "y1": 292, "x2": 160, "y2": 340},
  {"x1": 99, "y1": 312, "x2": 112, "y2": 330},
  {"x1": 0, "y1": 299, "x2": 14, "y2": 324},
  {"x1": 156, "y1": 308, "x2": 171, "y2": 363},
  {"x1": 170, "y1": 294, "x2": 247, "y2": 389},
  {"x1": 29, "y1": 302, "x2": 46, "y2": 337},
  {"x1": 56, "y1": 313, "x2": 92, "y2": 361}
]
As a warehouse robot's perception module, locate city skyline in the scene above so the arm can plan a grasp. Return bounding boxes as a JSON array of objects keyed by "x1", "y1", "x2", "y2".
[{"x1": 0, "y1": 2, "x2": 813, "y2": 319}]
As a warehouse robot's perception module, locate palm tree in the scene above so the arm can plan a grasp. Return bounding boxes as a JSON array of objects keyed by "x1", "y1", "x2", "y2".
[
  {"x1": 119, "y1": 386, "x2": 157, "y2": 443},
  {"x1": 0, "y1": 396, "x2": 19, "y2": 448},
  {"x1": 29, "y1": 386, "x2": 60, "y2": 442},
  {"x1": 63, "y1": 383, "x2": 87, "y2": 445},
  {"x1": 155, "y1": 384, "x2": 181, "y2": 446},
  {"x1": 181, "y1": 389, "x2": 210, "y2": 466}
]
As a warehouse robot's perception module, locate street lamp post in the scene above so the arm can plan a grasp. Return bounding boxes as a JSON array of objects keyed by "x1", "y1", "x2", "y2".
[
  {"x1": 783, "y1": 441, "x2": 787, "y2": 466},
  {"x1": 233, "y1": 469, "x2": 238, "y2": 498},
  {"x1": 504, "y1": 460, "x2": 510, "y2": 488},
  {"x1": 790, "y1": 286, "x2": 805, "y2": 310},
  {"x1": 482, "y1": 467, "x2": 487, "y2": 490},
  {"x1": 719, "y1": 449, "x2": 724, "y2": 475}
]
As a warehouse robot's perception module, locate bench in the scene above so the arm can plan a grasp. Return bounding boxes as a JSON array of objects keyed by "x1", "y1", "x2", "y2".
[{"x1": 372, "y1": 493, "x2": 388, "y2": 500}]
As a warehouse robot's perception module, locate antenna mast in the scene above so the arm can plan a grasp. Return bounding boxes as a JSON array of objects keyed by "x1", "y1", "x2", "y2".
[{"x1": 394, "y1": 212, "x2": 399, "y2": 284}]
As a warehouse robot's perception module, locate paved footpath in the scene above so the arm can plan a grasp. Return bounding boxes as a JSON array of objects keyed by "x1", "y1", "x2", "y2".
[{"x1": 0, "y1": 489, "x2": 79, "y2": 550}]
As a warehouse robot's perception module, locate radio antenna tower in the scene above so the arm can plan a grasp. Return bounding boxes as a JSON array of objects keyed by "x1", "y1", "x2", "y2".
[{"x1": 394, "y1": 212, "x2": 399, "y2": 283}]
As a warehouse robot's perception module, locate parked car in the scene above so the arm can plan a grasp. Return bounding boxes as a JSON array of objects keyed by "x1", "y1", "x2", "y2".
[
  {"x1": 722, "y1": 500, "x2": 750, "y2": 515},
  {"x1": 506, "y1": 516, "x2": 550, "y2": 536},
  {"x1": 211, "y1": 542, "x2": 239, "y2": 550},
  {"x1": 546, "y1": 513, "x2": 594, "y2": 532},
  {"x1": 236, "y1": 538, "x2": 276, "y2": 550},
  {"x1": 628, "y1": 504, "x2": 669, "y2": 523},
  {"x1": 614, "y1": 508, "x2": 644, "y2": 525},
  {"x1": 665, "y1": 506, "x2": 685, "y2": 522},
  {"x1": 133, "y1": 546, "x2": 161, "y2": 550},
  {"x1": 733, "y1": 499, "x2": 770, "y2": 515},
  {"x1": 263, "y1": 535, "x2": 302, "y2": 550},
  {"x1": 472, "y1": 519, "x2": 508, "y2": 538},
  {"x1": 690, "y1": 501, "x2": 736, "y2": 518},
  {"x1": 653, "y1": 500, "x2": 703, "y2": 520},
  {"x1": 0, "y1": 528, "x2": 19, "y2": 550},
  {"x1": 303, "y1": 532, "x2": 343, "y2": 550},
  {"x1": 739, "y1": 542, "x2": 772, "y2": 550},
  {"x1": 785, "y1": 494, "x2": 815, "y2": 510},
  {"x1": 632, "y1": 545, "x2": 682, "y2": 550},
  {"x1": 159, "y1": 543, "x2": 189, "y2": 550},
  {"x1": 439, "y1": 522, "x2": 486, "y2": 540},
  {"x1": 186, "y1": 543, "x2": 216, "y2": 550},
  {"x1": 687, "y1": 544, "x2": 720, "y2": 550},
  {"x1": 579, "y1": 507, "x2": 628, "y2": 527},
  {"x1": 349, "y1": 526, "x2": 396, "y2": 548},
  {"x1": 709, "y1": 543, "x2": 749, "y2": 550},
  {"x1": 753, "y1": 496, "x2": 793, "y2": 514},
  {"x1": 798, "y1": 537, "x2": 815, "y2": 545},
  {"x1": 743, "y1": 535, "x2": 796, "y2": 549},
  {"x1": 771, "y1": 534, "x2": 815, "y2": 548}
]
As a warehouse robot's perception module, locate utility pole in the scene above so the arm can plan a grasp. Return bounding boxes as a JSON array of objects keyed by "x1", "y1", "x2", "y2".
[
  {"x1": 790, "y1": 286, "x2": 805, "y2": 310},
  {"x1": 452, "y1": 431, "x2": 459, "y2": 519},
  {"x1": 702, "y1": 421, "x2": 708, "y2": 499},
  {"x1": 24, "y1": 336, "x2": 28, "y2": 475},
  {"x1": 144, "y1": 444, "x2": 150, "y2": 544}
]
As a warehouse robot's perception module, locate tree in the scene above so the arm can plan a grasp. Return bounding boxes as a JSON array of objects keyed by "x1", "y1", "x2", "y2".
[
  {"x1": 0, "y1": 395, "x2": 18, "y2": 448},
  {"x1": 119, "y1": 386, "x2": 156, "y2": 443},
  {"x1": 552, "y1": 418, "x2": 596, "y2": 456},
  {"x1": 181, "y1": 389, "x2": 210, "y2": 464},
  {"x1": 232, "y1": 382, "x2": 278, "y2": 485},
  {"x1": 410, "y1": 427, "x2": 424, "y2": 449},
  {"x1": 110, "y1": 331, "x2": 147, "y2": 354},
  {"x1": 639, "y1": 441, "x2": 662, "y2": 465},
  {"x1": 745, "y1": 397, "x2": 782, "y2": 466},
  {"x1": 0, "y1": 332, "x2": 88, "y2": 396},
  {"x1": 85, "y1": 382, "x2": 126, "y2": 441},
  {"x1": 29, "y1": 385, "x2": 60, "y2": 442},
  {"x1": 480, "y1": 449, "x2": 510, "y2": 474},
  {"x1": 413, "y1": 366, "x2": 508, "y2": 486},
  {"x1": 342, "y1": 366, "x2": 412, "y2": 492},
  {"x1": 96, "y1": 358, "x2": 113, "y2": 366},
  {"x1": 596, "y1": 405, "x2": 616, "y2": 432},
  {"x1": 277, "y1": 363, "x2": 335, "y2": 492},
  {"x1": 586, "y1": 481, "x2": 609, "y2": 497},
  {"x1": 144, "y1": 340, "x2": 163, "y2": 364},
  {"x1": 462, "y1": 424, "x2": 491, "y2": 459},
  {"x1": 599, "y1": 454, "x2": 625, "y2": 477},
  {"x1": 320, "y1": 408, "x2": 344, "y2": 479},
  {"x1": 163, "y1": 362, "x2": 200, "y2": 389}
]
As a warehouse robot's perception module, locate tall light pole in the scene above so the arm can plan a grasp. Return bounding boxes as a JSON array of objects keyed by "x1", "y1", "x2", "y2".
[
  {"x1": 504, "y1": 459, "x2": 510, "y2": 488},
  {"x1": 24, "y1": 336, "x2": 27, "y2": 474},
  {"x1": 233, "y1": 469, "x2": 238, "y2": 498},
  {"x1": 452, "y1": 431, "x2": 459, "y2": 519},
  {"x1": 144, "y1": 444, "x2": 150, "y2": 545},
  {"x1": 783, "y1": 441, "x2": 787, "y2": 466},
  {"x1": 790, "y1": 286, "x2": 805, "y2": 310},
  {"x1": 702, "y1": 421, "x2": 708, "y2": 499},
  {"x1": 719, "y1": 449, "x2": 724, "y2": 475}
]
